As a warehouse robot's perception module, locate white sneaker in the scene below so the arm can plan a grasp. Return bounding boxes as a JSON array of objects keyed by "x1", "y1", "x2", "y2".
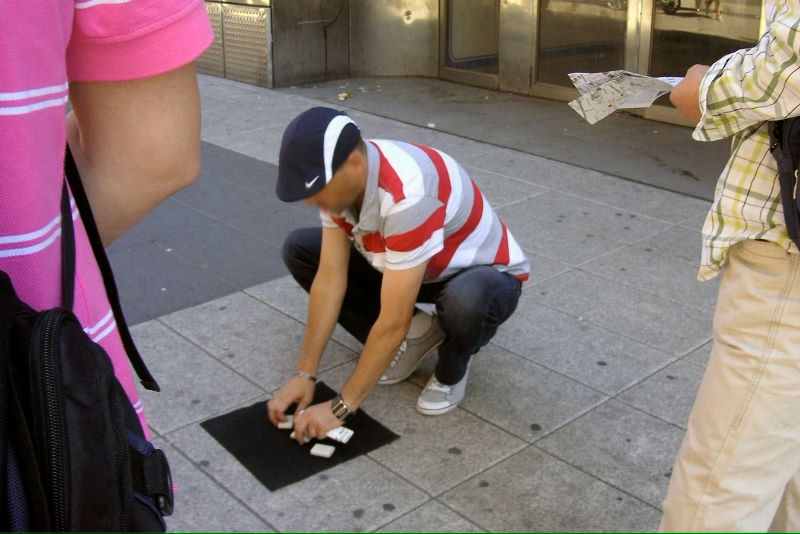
[
  {"x1": 379, "y1": 309, "x2": 445, "y2": 385},
  {"x1": 416, "y1": 363, "x2": 470, "y2": 416}
]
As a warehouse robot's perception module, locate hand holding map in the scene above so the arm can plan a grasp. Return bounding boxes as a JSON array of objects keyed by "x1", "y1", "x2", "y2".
[{"x1": 568, "y1": 71, "x2": 682, "y2": 124}]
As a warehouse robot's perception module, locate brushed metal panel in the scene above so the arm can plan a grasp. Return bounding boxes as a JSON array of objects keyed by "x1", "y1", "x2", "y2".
[
  {"x1": 197, "y1": 2, "x2": 225, "y2": 78},
  {"x1": 624, "y1": 0, "x2": 651, "y2": 73},
  {"x1": 350, "y1": 0, "x2": 438, "y2": 77},
  {"x1": 272, "y1": 0, "x2": 349, "y2": 87},
  {"x1": 222, "y1": 4, "x2": 272, "y2": 87},
  {"x1": 499, "y1": 0, "x2": 533, "y2": 93}
]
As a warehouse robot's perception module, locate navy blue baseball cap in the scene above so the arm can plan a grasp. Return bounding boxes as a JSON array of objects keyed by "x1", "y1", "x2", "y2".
[{"x1": 276, "y1": 107, "x2": 361, "y2": 202}]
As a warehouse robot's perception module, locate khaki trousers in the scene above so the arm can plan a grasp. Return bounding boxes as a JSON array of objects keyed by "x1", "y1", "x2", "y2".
[{"x1": 661, "y1": 240, "x2": 800, "y2": 531}]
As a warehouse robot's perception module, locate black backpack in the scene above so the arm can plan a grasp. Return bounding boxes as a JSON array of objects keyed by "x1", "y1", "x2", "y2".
[
  {"x1": 0, "y1": 148, "x2": 174, "y2": 530},
  {"x1": 768, "y1": 117, "x2": 800, "y2": 249}
]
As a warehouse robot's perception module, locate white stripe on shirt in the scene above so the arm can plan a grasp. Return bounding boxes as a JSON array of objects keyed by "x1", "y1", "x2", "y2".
[
  {"x1": 84, "y1": 309, "x2": 114, "y2": 336},
  {"x1": 75, "y1": 0, "x2": 130, "y2": 9},
  {"x1": 373, "y1": 140, "x2": 426, "y2": 200},
  {"x1": 0, "y1": 95, "x2": 69, "y2": 116},
  {"x1": 452, "y1": 193, "x2": 494, "y2": 267},
  {"x1": 92, "y1": 321, "x2": 117, "y2": 344},
  {"x1": 0, "y1": 83, "x2": 68, "y2": 102},
  {"x1": 0, "y1": 200, "x2": 76, "y2": 245},
  {"x1": 0, "y1": 208, "x2": 78, "y2": 258},
  {"x1": 0, "y1": 229, "x2": 62, "y2": 258},
  {"x1": 441, "y1": 152, "x2": 464, "y2": 223}
]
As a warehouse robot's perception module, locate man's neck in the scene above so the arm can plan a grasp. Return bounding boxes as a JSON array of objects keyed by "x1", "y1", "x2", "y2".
[{"x1": 353, "y1": 189, "x2": 364, "y2": 220}]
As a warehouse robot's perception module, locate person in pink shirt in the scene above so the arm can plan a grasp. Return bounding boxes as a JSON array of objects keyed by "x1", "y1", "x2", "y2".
[{"x1": 0, "y1": 0, "x2": 212, "y2": 431}]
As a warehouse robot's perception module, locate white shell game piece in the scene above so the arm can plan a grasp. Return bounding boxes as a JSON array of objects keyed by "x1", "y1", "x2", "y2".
[{"x1": 310, "y1": 443, "x2": 336, "y2": 458}]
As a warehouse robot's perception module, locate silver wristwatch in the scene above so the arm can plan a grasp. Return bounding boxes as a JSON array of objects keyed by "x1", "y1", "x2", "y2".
[{"x1": 330, "y1": 394, "x2": 356, "y2": 422}]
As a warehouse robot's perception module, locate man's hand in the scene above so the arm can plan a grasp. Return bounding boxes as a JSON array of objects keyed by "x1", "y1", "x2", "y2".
[
  {"x1": 670, "y1": 64, "x2": 710, "y2": 124},
  {"x1": 266, "y1": 376, "x2": 315, "y2": 426},
  {"x1": 292, "y1": 401, "x2": 341, "y2": 445}
]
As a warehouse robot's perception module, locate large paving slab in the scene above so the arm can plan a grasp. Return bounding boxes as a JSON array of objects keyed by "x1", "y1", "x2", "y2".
[
  {"x1": 244, "y1": 275, "x2": 363, "y2": 353},
  {"x1": 581, "y1": 241, "x2": 718, "y2": 315},
  {"x1": 498, "y1": 201, "x2": 626, "y2": 266},
  {"x1": 619, "y1": 358, "x2": 704, "y2": 429},
  {"x1": 376, "y1": 501, "x2": 483, "y2": 532},
  {"x1": 158, "y1": 292, "x2": 357, "y2": 392},
  {"x1": 467, "y1": 165, "x2": 548, "y2": 208},
  {"x1": 132, "y1": 320, "x2": 264, "y2": 435},
  {"x1": 440, "y1": 446, "x2": 661, "y2": 531},
  {"x1": 533, "y1": 269, "x2": 713, "y2": 356},
  {"x1": 462, "y1": 147, "x2": 594, "y2": 191},
  {"x1": 154, "y1": 439, "x2": 273, "y2": 532},
  {"x1": 441, "y1": 344, "x2": 607, "y2": 442},
  {"x1": 513, "y1": 191, "x2": 672, "y2": 244},
  {"x1": 536, "y1": 400, "x2": 685, "y2": 508},
  {"x1": 492, "y1": 292, "x2": 675, "y2": 395}
]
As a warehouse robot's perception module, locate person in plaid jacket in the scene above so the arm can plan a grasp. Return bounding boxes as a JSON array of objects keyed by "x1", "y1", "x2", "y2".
[{"x1": 664, "y1": 1, "x2": 800, "y2": 530}]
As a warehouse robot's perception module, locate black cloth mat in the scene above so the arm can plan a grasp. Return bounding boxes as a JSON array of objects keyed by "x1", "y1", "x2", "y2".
[{"x1": 200, "y1": 382, "x2": 399, "y2": 491}]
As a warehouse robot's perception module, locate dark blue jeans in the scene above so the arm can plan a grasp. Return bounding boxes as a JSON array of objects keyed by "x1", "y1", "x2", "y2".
[{"x1": 282, "y1": 227, "x2": 523, "y2": 384}]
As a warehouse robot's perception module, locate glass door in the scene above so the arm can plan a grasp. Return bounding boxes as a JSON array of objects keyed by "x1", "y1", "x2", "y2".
[
  {"x1": 650, "y1": 0, "x2": 761, "y2": 76},
  {"x1": 440, "y1": 0, "x2": 501, "y2": 88},
  {"x1": 535, "y1": 0, "x2": 628, "y2": 88}
]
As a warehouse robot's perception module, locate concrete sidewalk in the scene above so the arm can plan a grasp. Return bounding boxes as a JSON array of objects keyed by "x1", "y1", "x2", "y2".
[{"x1": 116, "y1": 74, "x2": 717, "y2": 531}]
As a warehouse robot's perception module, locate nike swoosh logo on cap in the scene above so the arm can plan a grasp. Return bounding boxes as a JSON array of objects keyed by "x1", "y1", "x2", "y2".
[{"x1": 305, "y1": 175, "x2": 320, "y2": 189}]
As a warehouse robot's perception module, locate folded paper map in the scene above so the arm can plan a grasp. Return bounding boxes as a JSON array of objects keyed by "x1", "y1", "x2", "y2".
[{"x1": 568, "y1": 71, "x2": 683, "y2": 125}]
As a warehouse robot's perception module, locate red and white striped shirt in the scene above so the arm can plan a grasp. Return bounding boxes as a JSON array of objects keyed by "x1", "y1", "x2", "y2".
[{"x1": 321, "y1": 140, "x2": 530, "y2": 283}]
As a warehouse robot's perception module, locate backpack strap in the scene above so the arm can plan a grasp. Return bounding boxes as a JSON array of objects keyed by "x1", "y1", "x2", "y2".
[
  {"x1": 63, "y1": 147, "x2": 160, "y2": 392},
  {"x1": 768, "y1": 119, "x2": 800, "y2": 250},
  {"x1": 60, "y1": 181, "x2": 75, "y2": 311}
]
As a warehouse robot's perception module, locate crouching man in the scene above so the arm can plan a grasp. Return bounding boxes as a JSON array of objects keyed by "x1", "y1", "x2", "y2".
[{"x1": 267, "y1": 107, "x2": 530, "y2": 441}]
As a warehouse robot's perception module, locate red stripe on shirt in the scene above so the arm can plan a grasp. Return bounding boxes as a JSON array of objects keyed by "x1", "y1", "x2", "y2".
[
  {"x1": 361, "y1": 231, "x2": 385, "y2": 253},
  {"x1": 426, "y1": 180, "x2": 484, "y2": 280},
  {"x1": 371, "y1": 141, "x2": 405, "y2": 202},
  {"x1": 331, "y1": 215, "x2": 353, "y2": 235},
  {"x1": 493, "y1": 220, "x2": 510, "y2": 266},
  {"x1": 385, "y1": 205, "x2": 446, "y2": 252},
  {"x1": 413, "y1": 143, "x2": 451, "y2": 203}
]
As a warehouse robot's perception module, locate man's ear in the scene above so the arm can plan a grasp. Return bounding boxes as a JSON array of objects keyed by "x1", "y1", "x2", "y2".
[{"x1": 346, "y1": 145, "x2": 365, "y2": 168}]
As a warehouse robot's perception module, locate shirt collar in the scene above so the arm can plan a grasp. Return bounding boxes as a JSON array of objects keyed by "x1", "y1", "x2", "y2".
[{"x1": 352, "y1": 140, "x2": 380, "y2": 232}]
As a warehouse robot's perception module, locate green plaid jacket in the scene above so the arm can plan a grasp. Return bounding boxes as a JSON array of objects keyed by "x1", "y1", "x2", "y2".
[{"x1": 695, "y1": 0, "x2": 800, "y2": 280}]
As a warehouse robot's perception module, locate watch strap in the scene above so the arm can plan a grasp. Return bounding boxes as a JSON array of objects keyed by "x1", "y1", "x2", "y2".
[{"x1": 330, "y1": 394, "x2": 355, "y2": 422}]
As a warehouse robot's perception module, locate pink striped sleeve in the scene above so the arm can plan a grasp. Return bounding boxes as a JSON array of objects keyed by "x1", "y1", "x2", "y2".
[{"x1": 67, "y1": 0, "x2": 212, "y2": 82}]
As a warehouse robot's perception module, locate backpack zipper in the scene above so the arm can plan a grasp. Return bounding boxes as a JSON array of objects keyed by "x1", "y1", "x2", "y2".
[
  {"x1": 37, "y1": 310, "x2": 67, "y2": 531},
  {"x1": 786, "y1": 120, "x2": 800, "y2": 206}
]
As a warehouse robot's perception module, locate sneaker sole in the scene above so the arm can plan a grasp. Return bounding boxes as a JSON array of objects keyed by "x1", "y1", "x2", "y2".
[
  {"x1": 416, "y1": 401, "x2": 460, "y2": 416},
  {"x1": 377, "y1": 339, "x2": 444, "y2": 386}
]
